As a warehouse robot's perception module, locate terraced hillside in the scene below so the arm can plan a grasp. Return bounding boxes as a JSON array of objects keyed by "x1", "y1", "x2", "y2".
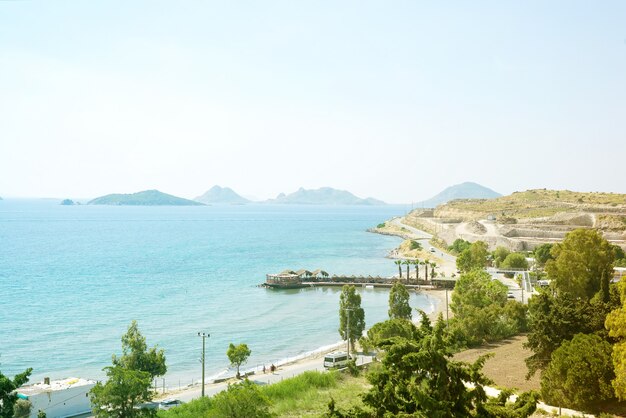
[{"x1": 402, "y1": 189, "x2": 626, "y2": 251}]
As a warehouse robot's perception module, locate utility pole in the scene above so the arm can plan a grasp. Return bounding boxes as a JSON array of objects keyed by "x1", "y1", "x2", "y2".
[{"x1": 198, "y1": 332, "x2": 210, "y2": 397}]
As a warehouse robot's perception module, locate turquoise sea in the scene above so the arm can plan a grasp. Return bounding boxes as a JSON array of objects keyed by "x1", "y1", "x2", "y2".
[{"x1": 0, "y1": 200, "x2": 436, "y2": 386}]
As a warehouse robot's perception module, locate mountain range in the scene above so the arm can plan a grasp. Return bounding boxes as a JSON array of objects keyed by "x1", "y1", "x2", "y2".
[{"x1": 416, "y1": 182, "x2": 501, "y2": 208}]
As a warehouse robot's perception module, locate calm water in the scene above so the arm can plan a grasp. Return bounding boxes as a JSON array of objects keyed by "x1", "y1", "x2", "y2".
[{"x1": 0, "y1": 200, "x2": 436, "y2": 385}]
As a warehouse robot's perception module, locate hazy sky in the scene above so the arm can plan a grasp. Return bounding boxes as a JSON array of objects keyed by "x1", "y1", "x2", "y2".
[{"x1": 1, "y1": 1, "x2": 625, "y2": 203}]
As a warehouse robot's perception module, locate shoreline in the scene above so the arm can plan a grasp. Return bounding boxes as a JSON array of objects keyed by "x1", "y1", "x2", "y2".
[{"x1": 155, "y1": 286, "x2": 448, "y2": 402}]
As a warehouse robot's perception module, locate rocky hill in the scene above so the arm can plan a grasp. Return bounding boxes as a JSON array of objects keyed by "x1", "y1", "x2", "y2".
[
  {"x1": 88, "y1": 190, "x2": 204, "y2": 206},
  {"x1": 194, "y1": 186, "x2": 250, "y2": 204},
  {"x1": 402, "y1": 189, "x2": 626, "y2": 251},
  {"x1": 265, "y1": 187, "x2": 386, "y2": 205}
]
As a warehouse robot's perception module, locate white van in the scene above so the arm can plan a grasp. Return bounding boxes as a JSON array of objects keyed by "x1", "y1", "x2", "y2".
[{"x1": 323, "y1": 352, "x2": 350, "y2": 368}]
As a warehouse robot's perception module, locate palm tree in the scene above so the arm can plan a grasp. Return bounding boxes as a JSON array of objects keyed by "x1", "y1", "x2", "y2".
[
  {"x1": 394, "y1": 260, "x2": 402, "y2": 279},
  {"x1": 423, "y1": 260, "x2": 430, "y2": 282},
  {"x1": 403, "y1": 260, "x2": 411, "y2": 284},
  {"x1": 430, "y1": 262, "x2": 438, "y2": 279},
  {"x1": 413, "y1": 259, "x2": 420, "y2": 286}
]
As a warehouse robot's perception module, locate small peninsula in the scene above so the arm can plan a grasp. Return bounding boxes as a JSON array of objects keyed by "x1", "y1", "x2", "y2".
[
  {"x1": 265, "y1": 187, "x2": 386, "y2": 205},
  {"x1": 88, "y1": 190, "x2": 204, "y2": 206},
  {"x1": 194, "y1": 185, "x2": 250, "y2": 204}
]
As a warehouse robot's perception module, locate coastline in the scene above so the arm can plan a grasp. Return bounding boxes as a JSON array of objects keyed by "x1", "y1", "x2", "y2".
[{"x1": 155, "y1": 286, "x2": 448, "y2": 402}]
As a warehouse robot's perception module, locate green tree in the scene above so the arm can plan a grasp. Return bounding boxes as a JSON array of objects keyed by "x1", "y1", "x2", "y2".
[
  {"x1": 524, "y1": 289, "x2": 617, "y2": 376},
  {"x1": 541, "y1": 333, "x2": 615, "y2": 412},
  {"x1": 210, "y1": 379, "x2": 272, "y2": 418},
  {"x1": 359, "y1": 318, "x2": 417, "y2": 353},
  {"x1": 336, "y1": 314, "x2": 538, "y2": 418},
  {"x1": 606, "y1": 279, "x2": 626, "y2": 400},
  {"x1": 112, "y1": 320, "x2": 167, "y2": 379},
  {"x1": 456, "y1": 241, "x2": 488, "y2": 273},
  {"x1": 37, "y1": 411, "x2": 46, "y2": 418},
  {"x1": 0, "y1": 368, "x2": 32, "y2": 418},
  {"x1": 226, "y1": 344, "x2": 251, "y2": 379},
  {"x1": 448, "y1": 238, "x2": 472, "y2": 255},
  {"x1": 493, "y1": 246, "x2": 510, "y2": 268},
  {"x1": 448, "y1": 270, "x2": 524, "y2": 346},
  {"x1": 91, "y1": 322, "x2": 165, "y2": 417},
  {"x1": 388, "y1": 282, "x2": 412, "y2": 320},
  {"x1": 90, "y1": 366, "x2": 153, "y2": 418},
  {"x1": 339, "y1": 285, "x2": 365, "y2": 354},
  {"x1": 501, "y1": 253, "x2": 528, "y2": 270},
  {"x1": 546, "y1": 229, "x2": 615, "y2": 300},
  {"x1": 533, "y1": 243, "x2": 554, "y2": 266},
  {"x1": 394, "y1": 260, "x2": 402, "y2": 279},
  {"x1": 422, "y1": 260, "x2": 429, "y2": 282},
  {"x1": 13, "y1": 399, "x2": 31, "y2": 418}
]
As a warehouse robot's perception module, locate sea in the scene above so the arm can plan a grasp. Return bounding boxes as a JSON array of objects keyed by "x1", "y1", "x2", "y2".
[{"x1": 0, "y1": 199, "x2": 437, "y2": 387}]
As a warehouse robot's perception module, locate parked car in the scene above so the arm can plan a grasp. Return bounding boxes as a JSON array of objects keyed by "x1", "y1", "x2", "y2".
[
  {"x1": 507, "y1": 291, "x2": 515, "y2": 299},
  {"x1": 159, "y1": 399, "x2": 184, "y2": 410}
]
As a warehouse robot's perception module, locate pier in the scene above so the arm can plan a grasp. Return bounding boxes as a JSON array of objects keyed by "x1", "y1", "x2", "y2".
[{"x1": 262, "y1": 269, "x2": 456, "y2": 289}]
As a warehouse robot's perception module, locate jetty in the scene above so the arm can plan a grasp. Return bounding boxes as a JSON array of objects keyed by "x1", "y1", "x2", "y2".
[{"x1": 262, "y1": 269, "x2": 456, "y2": 289}]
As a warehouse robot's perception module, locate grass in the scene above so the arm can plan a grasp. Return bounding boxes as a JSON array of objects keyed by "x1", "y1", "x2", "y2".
[{"x1": 158, "y1": 370, "x2": 370, "y2": 418}]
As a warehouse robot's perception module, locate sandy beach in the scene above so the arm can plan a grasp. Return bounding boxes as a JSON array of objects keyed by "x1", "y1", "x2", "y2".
[{"x1": 155, "y1": 286, "x2": 449, "y2": 403}]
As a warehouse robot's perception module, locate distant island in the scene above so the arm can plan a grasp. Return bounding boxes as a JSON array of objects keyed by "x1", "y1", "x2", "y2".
[
  {"x1": 415, "y1": 182, "x2": 501, "y2": 208},
  {"x1": 88, "y1": 190, "x2": 204, "y2": 206},
  {"x1": 265, "y1": 187, "x2": 386, "y2": 205},
  {"x1": 60, "y1": 199, "x2": 76, "y2": 205},
  {"x1": 194, "y1": 186, "x2": 250, "y2": 205}
]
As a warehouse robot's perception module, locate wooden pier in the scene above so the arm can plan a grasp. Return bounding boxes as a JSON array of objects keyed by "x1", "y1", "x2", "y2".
[{"x1": 262, "y1": 270, "x2": 456, "y2": 289}]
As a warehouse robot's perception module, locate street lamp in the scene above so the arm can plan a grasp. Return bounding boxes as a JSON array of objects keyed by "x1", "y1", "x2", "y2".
[{"x1": 198, "y1": 332, "x2": 210, "y2": 397}]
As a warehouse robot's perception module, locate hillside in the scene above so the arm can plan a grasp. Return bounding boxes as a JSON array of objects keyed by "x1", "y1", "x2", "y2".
[
  {"x1": 88, "y1": 190, "x2": 204, "y2": 206},
  {"x1": 265, "y1": 187, "x2": 386, "y2": 205},
  {"x1": 194, "y1": 186, "x2": 250, "y2": 204},
  {"x1": 417, "y1": 182, "x2": 500, "y2": 208},
  {"x1": 402, "y1": 189, "x2": 626, "y2": 251}
]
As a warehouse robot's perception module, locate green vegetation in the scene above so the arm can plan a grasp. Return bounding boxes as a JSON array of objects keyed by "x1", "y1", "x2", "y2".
[
  {"x1": 523, "y1": 229, "x2": 625, "y2": 414},
  {"x1": 394, "y1": 260, "x2": 402, "y2": 278},
  {"x1": 329, "y1": 314, "x2": 538, "y2": 417},
  {"x1": 0, "y1": 368, "x2": 32, "y2": 418},
  {"x1": 211, "y1": 379, "x2": 272, "y2": 418},
  {"x1": 545, "y1": 229, "x2": 614, "y2": 300},
  {"x1": 408, "y1": 240, "x2": 422, "y2": 250},
  {"x1": 456, "y1": 241, "x2": 488, "y2": 273},
  {"x1": 226, "y1": 343, "x2": 251, "y2": 379},
  {"x1": 387, "y1": 282, "x2": 411, "y2": 320},
  {"x1": 448, "y1": 270, "x2": 527, "y2": 347},
  {"x1": 88, "y1": 190, "x2": 204, "y2": 206},
  {"x1": 500, "y1": 253, "x2": 529, "y2": 277},
  {"x1": 492, "y1": 246, "x2": 510, "y2": 267},
  {"x1": 533, "y1": 243, "x2": 554, "y2": 266},
  {"x1": 376, "y1": 222, "x2": 385, "y2": 228},
  {"x1": 91, "y1": 321, "x2": 167, "y2": 417},
  {"x1": 159, "y1": 371, "x2": 366, "y2": 418},
  {"x1": 338, "y1": 286, "x2": 365, "y2": 354},
  {"x1": 448, "y1": 238, "x2": 472, "y2": 255},
  {"x1": 606, "y1": 279, "x2": 626, "y2": 400},
  {"x1": 13, "y1": 399, "x2": 31, "y2": 418},
  {"x1": 541, "y1": 333, "x2": 615, "y2": 412}
]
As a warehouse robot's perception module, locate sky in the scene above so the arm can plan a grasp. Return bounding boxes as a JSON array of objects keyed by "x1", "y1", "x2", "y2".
[{"x1": 1, "y1": 1, "x2": 625, "y2": 204}]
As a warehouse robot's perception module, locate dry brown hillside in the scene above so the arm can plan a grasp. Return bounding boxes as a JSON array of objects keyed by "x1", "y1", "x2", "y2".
[{"x1": 403, "y1": 189, "x2": 626, "y2": 251}]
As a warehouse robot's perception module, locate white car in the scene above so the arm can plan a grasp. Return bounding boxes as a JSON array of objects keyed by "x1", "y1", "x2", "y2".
[
  {"x1": 159, "y1": 399, "x2": 184, "y2": 410},
  {"x1": 429, "y1": 247, "x2": 436, "y2": 253}
]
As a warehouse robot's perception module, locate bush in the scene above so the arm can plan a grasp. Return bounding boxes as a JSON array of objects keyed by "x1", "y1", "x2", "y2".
[
  {"x1": 210, "y1": 379, "x2": 272, "y2": 418},
  {"x1": 376, "y1": 223, "x2": 386, "y2": 229}
]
